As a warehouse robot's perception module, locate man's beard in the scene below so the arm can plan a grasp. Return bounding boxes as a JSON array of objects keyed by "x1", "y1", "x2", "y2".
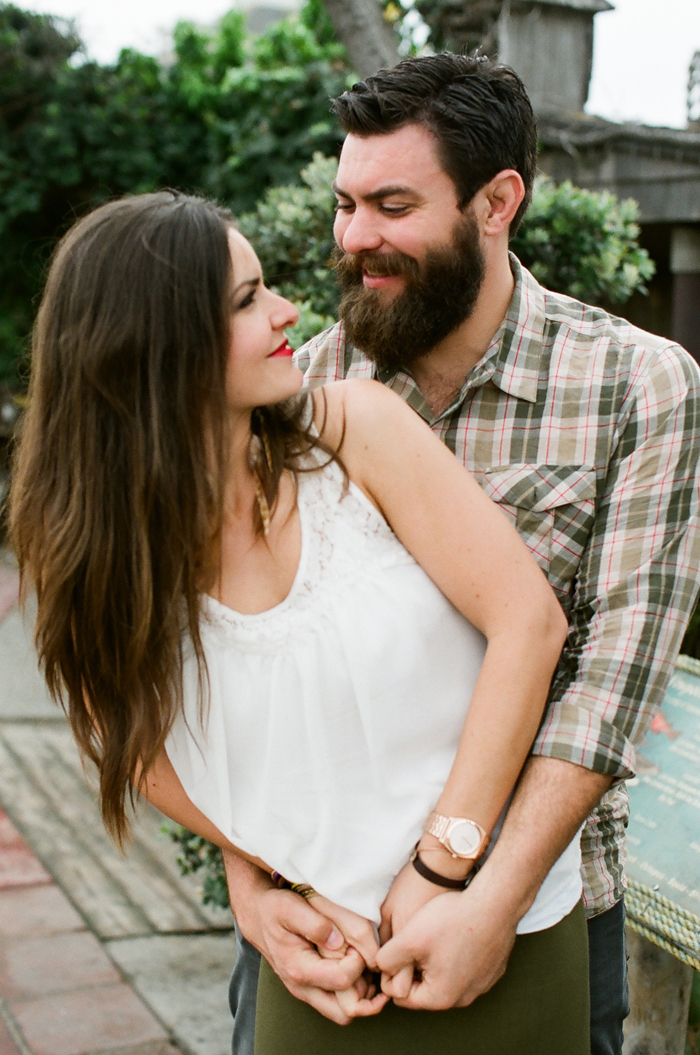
[{"x1": 334, "y1": 212, "x2": 486, "y2": 372}]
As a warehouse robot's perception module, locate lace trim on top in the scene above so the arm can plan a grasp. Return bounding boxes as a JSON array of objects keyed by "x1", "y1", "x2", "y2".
[{"x1": 202, "y1": 456, "x2": 414, "y2": 649}]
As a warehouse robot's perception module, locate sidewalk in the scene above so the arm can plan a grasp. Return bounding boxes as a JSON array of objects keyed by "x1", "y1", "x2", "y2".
[{"x1": 0, "y1": 554, "x2": 237, "y2": 1055}]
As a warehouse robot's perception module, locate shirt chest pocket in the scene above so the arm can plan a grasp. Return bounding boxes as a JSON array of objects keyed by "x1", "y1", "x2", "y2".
[{"x1": 481, "y1": 464, "x2": 598, "y2": 595}]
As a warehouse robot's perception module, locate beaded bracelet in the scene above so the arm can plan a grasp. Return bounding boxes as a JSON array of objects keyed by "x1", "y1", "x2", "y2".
[{"x1": 271, "y1": 871, "x2": 318, "y2": 900}]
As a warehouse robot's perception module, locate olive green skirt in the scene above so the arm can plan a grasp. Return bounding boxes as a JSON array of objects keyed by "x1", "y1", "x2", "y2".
[{"x1": 255, "y1": 901, "x2": 589, "y2": 1055}]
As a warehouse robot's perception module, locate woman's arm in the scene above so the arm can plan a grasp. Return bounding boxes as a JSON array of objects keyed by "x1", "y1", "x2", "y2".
[
  {"x1": 135, "y1": 748, "x2": 265, "y2": 865},
  {"x1": 138, "y1": 749, "x2": 386, "y2": 1016},
  {"x1": 317, "y1": 380, "x2": 568, "y2": 901}
]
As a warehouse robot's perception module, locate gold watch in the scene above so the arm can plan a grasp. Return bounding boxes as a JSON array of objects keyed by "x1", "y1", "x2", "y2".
[{"x1": 424, "y1": 811, "x2": 489, "y2": 860}]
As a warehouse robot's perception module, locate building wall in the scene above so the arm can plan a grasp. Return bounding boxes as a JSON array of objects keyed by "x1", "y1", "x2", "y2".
[
  {"x1": 499, "y1": 4, "x2": 593, "y2": 112},
  {"x1": 539, "y1": 141, "x2": 700, "y2": 224}
]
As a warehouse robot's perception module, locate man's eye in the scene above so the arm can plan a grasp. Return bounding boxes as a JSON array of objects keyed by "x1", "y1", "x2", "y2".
[
  {"x1": 334, "y1": 201, "x2": 354, "y2": 212},
  {"x1": 381, "y1": 205, "x2": 409, "y2": 215}
]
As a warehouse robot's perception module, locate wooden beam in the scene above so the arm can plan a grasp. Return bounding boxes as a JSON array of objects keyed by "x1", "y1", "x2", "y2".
[{"x1": 623, "y1": 929, "x2": 693, "y2": 1055}]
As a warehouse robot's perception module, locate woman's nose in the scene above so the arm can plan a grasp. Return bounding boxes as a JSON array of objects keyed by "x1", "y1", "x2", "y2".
[{"x1": 271, "y1": 293, "x2": 299, "y2": 330}]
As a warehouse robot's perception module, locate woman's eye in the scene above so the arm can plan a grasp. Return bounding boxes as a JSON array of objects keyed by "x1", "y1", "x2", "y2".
[{"x1": 237, "y1": 290, "x2": 256, "y2": 310}]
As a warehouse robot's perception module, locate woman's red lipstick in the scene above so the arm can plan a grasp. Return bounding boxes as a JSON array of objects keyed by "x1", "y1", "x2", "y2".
[{"x1": 269, "y1": 339, "x2": 294, "y2": 358}]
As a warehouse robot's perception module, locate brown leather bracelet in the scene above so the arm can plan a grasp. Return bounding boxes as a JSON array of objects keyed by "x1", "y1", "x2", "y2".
[{"x1": 409, "y1": 845, "x2": 473, "y2": 891}]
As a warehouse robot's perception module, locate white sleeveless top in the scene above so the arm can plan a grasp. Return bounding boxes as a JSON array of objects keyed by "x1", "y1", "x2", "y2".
[{"x1": 165, "y1": 456, "x2": 582, "y2": 929}]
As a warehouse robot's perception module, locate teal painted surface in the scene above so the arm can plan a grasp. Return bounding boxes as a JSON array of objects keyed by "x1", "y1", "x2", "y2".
[{"x1": 627, "y1": 660, "x2": 700, "y2": 918}]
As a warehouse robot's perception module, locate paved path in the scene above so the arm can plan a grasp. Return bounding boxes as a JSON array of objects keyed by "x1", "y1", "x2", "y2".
[{"x1": 0, "y1": 553, "x2": 237, "y2": 1055}]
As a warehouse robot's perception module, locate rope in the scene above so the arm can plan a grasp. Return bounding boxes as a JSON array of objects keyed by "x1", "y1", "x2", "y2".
[
  {"x1": 626, "y1": 879, "x2": 700, "y2": 969},
  {"x1": 676, "y1": 653, "x2": 700, "y2": 678}
]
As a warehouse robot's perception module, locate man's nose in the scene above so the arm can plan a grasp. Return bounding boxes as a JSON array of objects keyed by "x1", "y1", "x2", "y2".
[{"x1": 334, "y1": 207, "x2": 383, "y2": 256}]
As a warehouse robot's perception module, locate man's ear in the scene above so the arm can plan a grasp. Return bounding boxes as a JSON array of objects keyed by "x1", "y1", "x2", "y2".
[{"x1": 477, "y1": 170, "x2": 526, "y2": 238}]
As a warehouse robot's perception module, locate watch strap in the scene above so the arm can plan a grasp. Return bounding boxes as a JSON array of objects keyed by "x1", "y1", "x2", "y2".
[{"x1": 409, "y1": 845, "x2": 473, "y2": 891}]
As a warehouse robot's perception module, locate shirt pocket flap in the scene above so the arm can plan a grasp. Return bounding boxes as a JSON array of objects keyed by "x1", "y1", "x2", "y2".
[{"x1": 483, "y1": 464, "x2": 597, "y2": 512}]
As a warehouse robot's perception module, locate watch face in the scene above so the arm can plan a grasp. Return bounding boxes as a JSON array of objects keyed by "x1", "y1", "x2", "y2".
[{"x1": 448, "y1": 820, "x2": 482, "y2": 857}]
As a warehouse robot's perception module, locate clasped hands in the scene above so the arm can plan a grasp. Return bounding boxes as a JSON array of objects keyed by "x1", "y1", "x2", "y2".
[{"x1": 254, "y1": 855, "x2": 518, "y2": 1026}]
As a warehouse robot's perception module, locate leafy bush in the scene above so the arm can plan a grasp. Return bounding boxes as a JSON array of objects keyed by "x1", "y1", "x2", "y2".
[
  {"x1": 512, "y1": 175, "x2": 655, "y2": 305},
  {"x1": 0, "y1": 0, "x2": 349, "y2": 384},
  {"x1": 238, "y1": 152, "x2": 339, "y2": 347},
  {"x1": 0, "y1": 2, "x2": 656, "y2": 385},
  {"x1": 166, "y1": 826, "x2": 229, "y2": 909}
]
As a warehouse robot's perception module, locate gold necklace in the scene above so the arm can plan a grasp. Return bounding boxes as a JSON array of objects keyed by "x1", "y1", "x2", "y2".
[
  {"x1": 253, "y1": 472, "x2": 271, "y2": 537},
  {"x1": 249, "y1": 420, "x2": 273, "y2": 538}
]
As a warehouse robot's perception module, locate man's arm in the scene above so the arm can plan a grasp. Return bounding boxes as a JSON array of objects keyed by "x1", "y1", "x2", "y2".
[
  {"x1": 379, "y1": 342, "x2": 700, "y2": 1003},
  {"x1": 536, "y1": 345, "x2": 700, "y2": 783},
  {"x1": 377, "y1": 757, "x2": 609, "y2": 1005}
]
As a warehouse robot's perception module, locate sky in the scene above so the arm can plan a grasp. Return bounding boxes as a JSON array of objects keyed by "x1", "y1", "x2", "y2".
[{"x1": 14, "y1": 0, "x2": 700, "y2": 130}]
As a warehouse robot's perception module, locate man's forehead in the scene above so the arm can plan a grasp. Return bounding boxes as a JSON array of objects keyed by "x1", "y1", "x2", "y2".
[{"x1": 336, "y1": 125, "x2": 447, "y2": 196}]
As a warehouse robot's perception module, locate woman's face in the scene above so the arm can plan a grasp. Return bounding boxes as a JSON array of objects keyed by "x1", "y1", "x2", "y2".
[{"x1": 226, "y1": 228, "x2": 302, "y2": 414}]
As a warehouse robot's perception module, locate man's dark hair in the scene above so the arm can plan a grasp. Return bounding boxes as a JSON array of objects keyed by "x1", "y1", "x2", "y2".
[{"x1": 331, "y1": 54, "x2": 537, "y2": 234}]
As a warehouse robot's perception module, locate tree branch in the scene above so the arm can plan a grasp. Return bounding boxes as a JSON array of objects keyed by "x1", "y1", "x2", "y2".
[{"x1": 322, "y1": 0, "x2": 400, "y2": 81}]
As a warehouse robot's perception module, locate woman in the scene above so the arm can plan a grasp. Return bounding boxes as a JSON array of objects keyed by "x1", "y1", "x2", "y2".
[{"x1": 10, "y1": 191, "x2": 588, "y2": 1054}]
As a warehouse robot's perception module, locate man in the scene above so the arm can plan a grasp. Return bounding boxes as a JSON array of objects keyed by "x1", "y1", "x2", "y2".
[{"x1": 224, "y1": 54, "x2": 700, "y2": 1055}]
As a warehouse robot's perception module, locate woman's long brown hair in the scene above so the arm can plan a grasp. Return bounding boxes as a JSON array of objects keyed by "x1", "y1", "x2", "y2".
[{"x1": 9, "y1": 191, "x2": 334, "y2": 843}]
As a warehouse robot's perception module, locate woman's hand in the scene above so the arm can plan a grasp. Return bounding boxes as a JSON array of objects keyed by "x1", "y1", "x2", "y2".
[
  {"x1": 379, "y1": 857, "x2": 456, "y2": 999},
  {"x1": 303, "y1": 891, "x2": 389, "y2": 1018}
]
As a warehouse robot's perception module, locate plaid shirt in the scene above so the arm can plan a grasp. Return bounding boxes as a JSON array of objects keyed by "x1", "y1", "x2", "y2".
[{"x1": 295, "y1": 256, "x2": 700, "y2": 916}]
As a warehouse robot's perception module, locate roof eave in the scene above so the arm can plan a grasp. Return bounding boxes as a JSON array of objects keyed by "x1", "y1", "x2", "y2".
[{"x1": 520, "y1": 0, "x2": 614, "y2": 13}]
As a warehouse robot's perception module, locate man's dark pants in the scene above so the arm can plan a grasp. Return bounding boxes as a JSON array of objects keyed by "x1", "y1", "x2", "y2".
[
  {"x1": 587, "y1": 898, "x2": 630, "y2": 1055},
  {"x1": 228, "y1": 898, "x2": 630, "y2": 1055}
]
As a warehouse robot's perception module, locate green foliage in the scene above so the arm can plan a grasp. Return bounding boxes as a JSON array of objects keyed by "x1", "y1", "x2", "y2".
[
  {"x1": 512, "y1": 176, "x2": 655, "y2": 306},
  {"x1": 0, "y1": 3, "x2": 80, "y2": 124},
  {"x1": 238, "y1": 153, "x2": 339, "y2": 347},
  {"x1": 0, "y1": 3, "x2": 656, "y2": 386},
  {"x1": 166, "y1": 825, "x2": 229, "y2": 910},
  {"x1": 299, "y1": 0, "x2": 342, "y2": 49},
  {"x1": 0, "y1": 1, "x2": 350, "y2": 384}
]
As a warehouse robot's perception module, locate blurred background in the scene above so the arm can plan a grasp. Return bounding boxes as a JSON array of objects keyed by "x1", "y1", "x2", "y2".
[{"x1": 1, "y1": 5, "x2": 700, "y2": 1053}]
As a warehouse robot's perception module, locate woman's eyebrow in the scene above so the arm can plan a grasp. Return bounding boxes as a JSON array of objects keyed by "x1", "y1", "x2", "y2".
[{"x1": 232, "y1": 276, "x2": 261, "y2": 296}]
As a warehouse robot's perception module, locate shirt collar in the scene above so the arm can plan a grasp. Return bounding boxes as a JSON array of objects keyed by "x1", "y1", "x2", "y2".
[
  {"x1": 345, "y1": 253, "x2": 546, "y2": 417},
  {"x1": 470, "y1": 255, "x2": 545, "y2": 405}
]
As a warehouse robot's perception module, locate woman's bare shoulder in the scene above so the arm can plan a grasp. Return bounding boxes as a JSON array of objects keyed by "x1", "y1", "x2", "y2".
[{"x1": 312, "y1": 379, "x2": 414, "y2": 450}]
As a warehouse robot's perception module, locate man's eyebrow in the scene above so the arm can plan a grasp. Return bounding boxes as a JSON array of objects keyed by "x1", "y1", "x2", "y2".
[
  {"x1": 232, "y1": 276, "x2": 261, "y2": 296},
  {"x1": 332, "y1": 181, "x2": 418, "y2": 202}
]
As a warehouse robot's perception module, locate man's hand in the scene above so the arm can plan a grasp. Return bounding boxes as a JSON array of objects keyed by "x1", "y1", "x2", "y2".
[
  {"x1": 378, "y1": 757, "x2": 612, "y2": 1009},
  {"x1": 376, "y1": 875, "x2": 518, "y2": 1009},
  {"x1": 223, "y1": 851, "x2": 380, "y2": 1025}
]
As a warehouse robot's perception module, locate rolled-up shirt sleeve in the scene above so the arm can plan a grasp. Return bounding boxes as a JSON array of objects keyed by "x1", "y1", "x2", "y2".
[{"x1": 533, "y1": 344, "x2": 700, "y2": 780}]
